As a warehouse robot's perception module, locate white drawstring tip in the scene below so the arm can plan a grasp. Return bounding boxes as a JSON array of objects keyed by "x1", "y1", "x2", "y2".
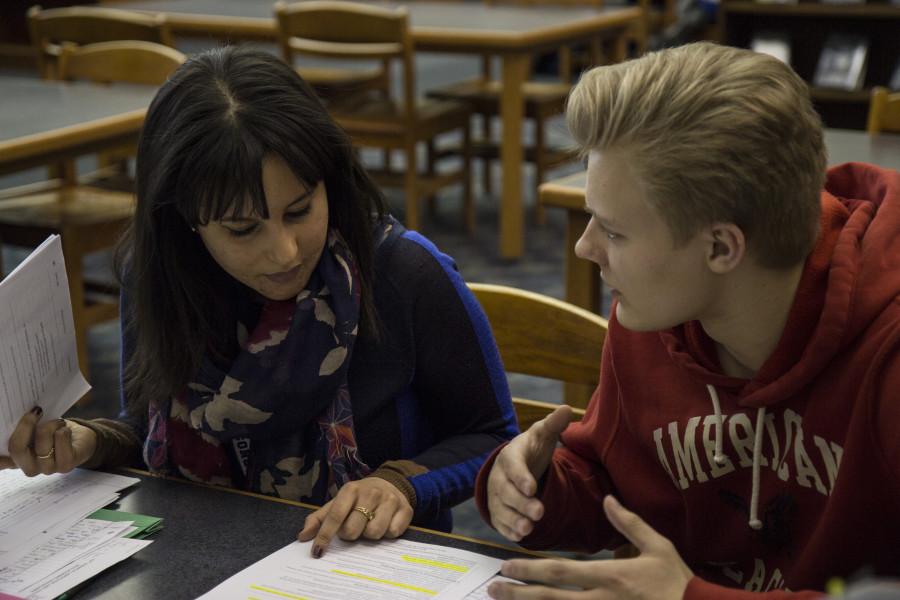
[
  {"x1": 714, "y1": 453, "x2": 727, "y2": 466},
  {"x1": 749, "y1": 519, "x2": 763, "y2": 530}
]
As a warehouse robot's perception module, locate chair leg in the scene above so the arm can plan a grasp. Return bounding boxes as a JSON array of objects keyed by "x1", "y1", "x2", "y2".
[
  {"x1": 534, "y1": 117, "x2": 547, "y2": 226},
  {"x1": 97, "y1": 149, "x2": 129, "y2": 176},
  {"x1": 404, "y1": 141, "x2": 420, "y2": 231},
  {"x1": 462, "y1": 121, "x2": 475, "y2": 235},
  {"x1": 426, "y1": 140, "x2": 437, "y2": 218},
  {"x1": 47, "y1": 159, "x2": 78, "y2": 186},
  {"x1": 480, "y1": 113, "x2": 492, "y2": 197}
]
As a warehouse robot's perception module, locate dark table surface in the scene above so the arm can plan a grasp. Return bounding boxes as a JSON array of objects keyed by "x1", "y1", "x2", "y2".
[
  {"x1": 74, "y1": 470, "x2": 532, "y2": 599},
  {"x1": 0, "y1": 77, "x2": 156, "y2": 143}
]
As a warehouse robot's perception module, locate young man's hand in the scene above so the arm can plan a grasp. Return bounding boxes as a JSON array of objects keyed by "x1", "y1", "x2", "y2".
[
  {"x1": 0, "y1": 407, "x2": 98, "y2": 475},
  {"x1": 487, "y1": 496, "x2": 693, "y2": 600},
  {"x1": 486, "y1": 405, "x2": 573, "y2": 542}
]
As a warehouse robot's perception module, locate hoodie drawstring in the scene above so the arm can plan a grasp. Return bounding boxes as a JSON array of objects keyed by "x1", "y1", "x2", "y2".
[
  {"x1": 705, "y1": 385, "x2": 765, "y2": 531},
  {"x1": 748, "y1": 406, "x2": 766, "y2": 530},
  {"x1": 706, "y1": 385, "x2": 727, "y2": 466}
]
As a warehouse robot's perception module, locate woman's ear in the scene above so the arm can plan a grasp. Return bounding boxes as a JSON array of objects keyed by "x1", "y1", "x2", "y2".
[{"x1": 705, "y1": 223, "x2": 745, "y2": 274}]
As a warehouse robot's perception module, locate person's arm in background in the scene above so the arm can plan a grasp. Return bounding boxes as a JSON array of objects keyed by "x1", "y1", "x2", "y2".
[
  {"x1": 379, "y1": 231, "x2": 519, "y2": 525},
  {"x1": 298, "y1": 232, "x2": 518, "y2": 555}
]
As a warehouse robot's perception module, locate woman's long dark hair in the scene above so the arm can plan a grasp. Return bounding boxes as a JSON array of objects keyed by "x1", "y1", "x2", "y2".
[{"x1": 115, "y1": 45, "x2": 387, "y2": 415}]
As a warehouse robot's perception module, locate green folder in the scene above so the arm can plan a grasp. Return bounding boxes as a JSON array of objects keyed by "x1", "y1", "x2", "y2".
[{"x1": 87, "y1": 508, "x2": 164, "y2": 539}]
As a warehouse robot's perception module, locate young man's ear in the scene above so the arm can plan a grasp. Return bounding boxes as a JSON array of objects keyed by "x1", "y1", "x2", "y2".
[{"x1": 705, "y1": 223, "x2": 745, "y2": 274}]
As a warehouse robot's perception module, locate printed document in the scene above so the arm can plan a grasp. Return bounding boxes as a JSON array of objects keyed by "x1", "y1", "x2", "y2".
[
  {"x1": 198, "y1": 538, "x2": 506, "y2": 599},
  {"x1": 0, "y1": 235, "x2": 90, "y2": 454},
  {"x1": 0, "y1": 469, "x2": 138, "y2": 565}
]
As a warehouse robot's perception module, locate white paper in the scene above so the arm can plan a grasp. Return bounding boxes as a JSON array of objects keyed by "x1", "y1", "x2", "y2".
[
  {"x1": 198, "y1": 538, "x2": 504, "y2": 600},
  {"x1": 0, "y1": 518, "x2": 132, "y2": 593},
  {"x1": 16, "y1": 537, "x2": 151, "y2": 600},
  {"x1": 0, "y1": 470, "x2": 138, "y2": 565},
  {"x1": 0, "y1": 235, "x2": 90, "y2": 454}
]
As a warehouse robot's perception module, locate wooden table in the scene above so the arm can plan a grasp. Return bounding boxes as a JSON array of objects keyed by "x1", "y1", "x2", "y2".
[
  {"x1": 0, "y1": 76, "x2": 157, "y2": 178},
  {"x1": 540, "y1": 129, "x2": 900, "y2": 314},
  {"x1": 0, "y1": 77, "x2": 158, "y2": 380},
  {"x1": 101, "y1": 0, "x2": 644, "y2": 258},
  {"x1": 74, "y1": 469, "x2": 535, "y2": 599}
]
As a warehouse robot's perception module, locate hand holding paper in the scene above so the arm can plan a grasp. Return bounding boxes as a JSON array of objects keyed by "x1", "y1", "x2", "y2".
[
  {"x1": 0, "y1": 409, "x2": 97, "y2": 475},
  {"x1": 0, "y1": 235, "x2": 91, "y2": 457}
]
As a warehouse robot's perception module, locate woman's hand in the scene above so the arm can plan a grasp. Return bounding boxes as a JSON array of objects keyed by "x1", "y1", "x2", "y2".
[
  {"x1": 0, "y1": 407, "x2": 98, "y2": 475},
  {"x1": 297, "y1": 476, "x2": 414, "y2": 557}
]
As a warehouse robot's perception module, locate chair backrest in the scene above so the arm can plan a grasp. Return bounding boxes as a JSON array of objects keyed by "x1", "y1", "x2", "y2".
[
  {"x1": 28, "y1": 5, "x2": 174, "y2": 78},
  {"x1": 867, "y1": 87, "x2": 900, "y2": 135},
  {"x1": 468, "y1": 282, "x2": 607, "y2": 430},
  {"x1": 274, "y1": 0, "x2": 414, "y2": 118},
  {"x1": 57, "y1": 40, "x2": 186, "y2": 86}
]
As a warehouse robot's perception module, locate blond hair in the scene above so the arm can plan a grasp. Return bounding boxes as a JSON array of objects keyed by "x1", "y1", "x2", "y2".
[{"x1": 567, "y1": 42, "x2": 826, "y2": 268}]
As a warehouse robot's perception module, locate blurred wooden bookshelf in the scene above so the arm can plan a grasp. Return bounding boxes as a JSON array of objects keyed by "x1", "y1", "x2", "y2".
[{"x1": 719, "y1": 0, "x2": 900, "y2": 129}]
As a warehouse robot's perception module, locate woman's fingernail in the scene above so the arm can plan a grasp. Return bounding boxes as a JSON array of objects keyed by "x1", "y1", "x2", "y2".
[
  {"x1": 312, "y1": 544, "x2": 323, "y2": 559},
  {"x1": 31, "y1": 406, "x2": 43, "y2": 416}
]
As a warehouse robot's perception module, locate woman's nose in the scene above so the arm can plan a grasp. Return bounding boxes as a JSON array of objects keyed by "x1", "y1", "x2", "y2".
[{"x1": 268, "y1": 227, "x2": 299, "y2": 267}]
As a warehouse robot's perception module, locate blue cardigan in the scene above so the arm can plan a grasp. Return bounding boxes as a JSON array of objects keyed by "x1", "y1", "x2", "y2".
[{"x1": 107, "y1": 226, "x2": 518, "y2": 532}]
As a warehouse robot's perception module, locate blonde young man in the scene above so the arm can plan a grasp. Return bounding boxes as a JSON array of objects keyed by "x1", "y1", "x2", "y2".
[{"x1": 476, "y1": 42, "x2": 900, "y2": 599}]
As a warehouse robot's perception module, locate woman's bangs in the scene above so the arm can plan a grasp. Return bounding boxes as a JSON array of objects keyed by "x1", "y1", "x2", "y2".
[{"x1": 177, "y1": 128, "x2": 268, "y2": 226}]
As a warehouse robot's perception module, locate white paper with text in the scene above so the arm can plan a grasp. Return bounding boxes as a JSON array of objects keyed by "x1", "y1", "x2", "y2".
[
  {"x1": 198, "y1": 538, "x2": 504, "y2": 600},
  {"x1": 0, "y1": 469, "x2": 138, "y2": 565},
  {"x1": 0, "y1": 235, "x2": 90, "y2": 454}
]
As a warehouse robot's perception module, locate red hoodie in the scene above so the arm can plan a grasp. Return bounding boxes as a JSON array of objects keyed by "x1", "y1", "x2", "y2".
[{"x1": 476, "y1": 163, "x2": 900, "y2": 598}]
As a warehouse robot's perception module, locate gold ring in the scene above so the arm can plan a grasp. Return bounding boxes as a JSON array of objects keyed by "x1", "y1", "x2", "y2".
[
  {"x1": 35, "y1": 447, "x2": 55, "y2": 460},
  {"x1": 354, "y1": 506, "x2": 376, "y2": 522}
]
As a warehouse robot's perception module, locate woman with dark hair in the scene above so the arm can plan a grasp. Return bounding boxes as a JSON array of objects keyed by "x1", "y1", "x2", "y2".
[{"x1": 2, "y1": 46, "x2": 517, "y2": 555}]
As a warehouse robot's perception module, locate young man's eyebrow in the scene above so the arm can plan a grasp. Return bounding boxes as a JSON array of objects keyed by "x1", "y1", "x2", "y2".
[{"x1": 583, "y1": 205, "x2": 620, "y2": 229}]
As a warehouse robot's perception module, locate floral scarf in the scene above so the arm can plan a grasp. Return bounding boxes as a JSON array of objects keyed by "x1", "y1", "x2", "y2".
[{"x1": 143, "y1": 227, "x2": 376, "y2": 503}]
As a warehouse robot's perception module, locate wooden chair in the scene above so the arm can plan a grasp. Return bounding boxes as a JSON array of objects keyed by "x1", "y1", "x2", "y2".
[
  {"x1": 28, "y1": 5, "x2": 175, "y2": 185},
  {"x1": 467, "y1": 283, "x2": 607, "y2": 430},
  {"x1": 54, "y1": 40, "x2": 185, "y2": 182},
  {"x1": 57, "y1": 40, "x2": 186, "y2": 86},
  {"x1": 28, "y1": 5, "x2": 174, "y2": 79},
  {"x1": 867, "y1": 87, "x2": 900, "y2": 135},
  {"x1": 427, "y1": 0, "x2": 630, "y2": 225},
  {"x1": 0, "y1": 42, "x2": 185, "y2": 381},
  {"x1": 275, "y1": 1, "x2": 391, "y2": 102},
  {"x1": 274, "y1": 1, "x2": 474, "y2": 233}
]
